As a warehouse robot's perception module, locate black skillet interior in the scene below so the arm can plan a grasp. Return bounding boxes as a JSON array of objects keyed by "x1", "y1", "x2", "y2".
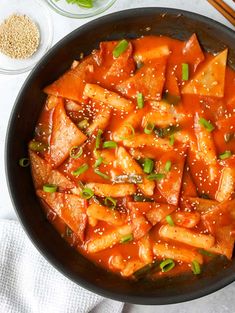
[{"x1": 5, "y1": 8, "x2": 235, "y2": 305}]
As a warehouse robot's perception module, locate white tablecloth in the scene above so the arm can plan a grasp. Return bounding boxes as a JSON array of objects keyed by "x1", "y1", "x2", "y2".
[{"x1": 0, "y1": 0, "x2": 235, "y2": 312}]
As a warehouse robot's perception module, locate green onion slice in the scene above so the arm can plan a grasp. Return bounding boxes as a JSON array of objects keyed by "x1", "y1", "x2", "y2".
[
  {"x1": 198, "y1": 249, "x2": 215, "y2": 257},
  {"x1": 133, "y1": 261, "x2": 159, "y2": 279},
  {"x1": 137, "y1": 92, "x2": 144, "y2": 109},
  {"x1": 104, "y1": 197, "x2": 117, "y2": 209},
  {"x1": 160, "y1": 259, "x2": 175, "y2": 272},
  {"x1": 144, "y1": 123, "x2": 154, "y2": 135},
  {"x1": 94, "y1": 169, "x2": 110, "y2": 180},
  {"x1": 78, "y1": 119, "x2": 89, "y2": 130},
  {"x1": 76, "y1": 0, "x2": 93, "y2": 8},
  {"x1": 113, "y1": 39, "x2": 129, "y2": 58},
  {"x1": 103, "y1": 141, "x2": 117, "y2": 149},
  {"x1": 43, "y1": 184, "x2": 57, "y2": 193},
  {"x1": 19, "y1": 158, "x2": 30, "y2": 167},
  {"x1": 143, "y1": 158, "x2": 154, "y2": 174},
  {"x1": 72, "y1": 163, "x2": 89, "y2": 176},
  {"x1": 164, "y1": 160, "x2": 172, "y2": 172},
  {"x1": 95, "y1": 129, "x2": 103, "y2": 149},
  {"x1": 169, "y1": 134, "x2": 175, "y2": 146},
  {"x1": 219, "y1": 150, "x2": 232, "y2": 160},
  {"x1": 191, "y1": 260, "x2": 201, "y2": 275},
  {"x1": 29, "y1": 141, "x2": 48, "y2": 152},
  {"x1": 154, "y1": 125, "x2": 180, "y2": 138},
  {"x1": 70, "y1": 146, "x2": 83, "y2": 159},
  {"x1": 81, "y1": 187, "x2": 94, "y2": 199},
  {"x1": 147, "y1": 173, "x2": 165, "y2": 180},
  {"x1": 182, "y1": 63, "x2": 189, "y2": 81},
  {"x1": 94, "y1": 156, "x2": 103, "y2": 168},
  {"x1": 199, "y1": 118, "x2": 215, "y2": 132},
  {"x1": 166, "y1": 215, "x2": 175, "y2": 226},
  {"x1": 120, "y1": 234, "x2": 133, "y2": 244}
]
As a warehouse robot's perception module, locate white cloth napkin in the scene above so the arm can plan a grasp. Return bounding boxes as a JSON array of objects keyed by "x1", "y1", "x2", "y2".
[{"x1": 0, "y1": 219, "x2": 124, "y2": 313}]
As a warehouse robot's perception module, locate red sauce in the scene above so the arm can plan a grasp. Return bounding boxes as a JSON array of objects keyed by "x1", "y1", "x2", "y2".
[{"x1": 29, "y1": 34, "x2": 235, "y2": 280}]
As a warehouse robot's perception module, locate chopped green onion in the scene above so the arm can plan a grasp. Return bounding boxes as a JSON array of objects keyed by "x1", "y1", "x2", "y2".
[
  {"x1": 164, "y1": 160, "x2": 172, "y2": 172},
  {"x1": 76, "y1": 0, "x2": 93, "y2": 8},
  {"x1": 103, "y1": 141, "x2": 117, "y2": 149},
  {"x1": 43, "y1": 184, "x2": 57, "y2": 193},
  {"x1": 191, "y1": 260, "x2": 201, "y2": 275},
  {"x1": 198, "y1": 249, "x2": 215, "y2": 257},
  {"x1": 29, "y1": 141, "x2": 48, "y2": 152},
  {"x1": 199, "y1": 118, "x2": 215, "y2": 132},
  {"x1": 113, "y1": 174, "x2": 143, "y2": 184},
  {"x1": 81, "y1": 187, "x2": 94, "y2": 199},
  {"x1": 104, "y1": 197, "x2": 117, "y2": 209},
  {"x1": 65, "y1": 226, "x2": 73, "y2": 237},
  {"x1": 94, "y1": 157, "x2": 103, "y2": 168},
  {"x1": 182, "y1": 63, "x2": 189, "y2": 81},
  {"x1": 72, "y1": 163, "x2": 89, "y2": 176},
  {"x1": 163, "y1": 92, "x2": 181, "y2": 106},
  {"x1": 147, "y1": 173, "x2": 165, "y2": 180},
  {"x1": 95, "y1": 129, "x2": 103, "y2": 149},
  {"x1": 94, "y1": 169, "x2": 110, "y2": 180},
  {"x1": 113, "y1": 39, "x2": 129, "y2": 58},
  {"x1": 137, "y1": 92, "x2": 144, "y2": 109},
  {"x1": 19, "y1": 158, "x2": 30, "y2": 167},
  {"x1": 219, "y1": 150, "x2": 232, "y2": 160},
  {"x1": 78, "y1": 119, "x2": 89, "y2": 130},
  {"x1": 120, "y1": 234, "x2": 133, "y2": 244},
  {"x1": 144, "y1": 123, "x2": 154, "y2": 135},
  {"x1": 160, "y1": 259, "x2": 175, "y2": 272},
  {"x1": 133, "y1": 194, "x2": 154, "y2": 202},
  {"x1": 119, "y1": 123, "x2": 135, "y2": 140},
  {"x1": 143, "y1": 158, "x2": 154, "y2": 174},
  {"x1": 169, "y1": 134, "x2": 175, "y2": 146},
  {"x1": 69, "y1": 146, "x2": 83, "y2": 159},
  {"x1": 166, "y1": 215, "x2": 175, "y2": 226},
  {"x1": 154, "y1": 125, "x2": 180, "y2": 138}
]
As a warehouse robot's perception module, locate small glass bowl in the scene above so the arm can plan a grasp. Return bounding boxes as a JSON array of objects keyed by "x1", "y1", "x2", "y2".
[
  {"x1": 45, "y1": 0, "x2": 117, "y2": 19},
  {"x1": 0, "y1": 0, "x2": 53, "y2": 75}
]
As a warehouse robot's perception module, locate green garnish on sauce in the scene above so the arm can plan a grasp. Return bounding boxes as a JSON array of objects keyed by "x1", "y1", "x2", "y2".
[
  {"x1": 219, "y1": 150, "x2": 232, "y2": 160},
  {"x1": 143, "y1": 158, "x2": 154, "y2": 174},
  {"x1": 164, "y1": 160, "x2": 172, "y2": 172},
  {"x1": 191, "y1": 260, "x2": 201, "y2": 275},
  {"x1": 144, "y1": 123, "x2": 154, "y2": 135},
  {"x1": 166, "y1": 215, "x2": 175, "y2": 226},
  {"x1": 182, "y1": 63, "x2": 189, "y2": 81},
  {"x1": 137, "y1": 92, "x2": 144, "y2": 109},
  {"x1": 69, "y1": 146, "x2": 83, "y2": 159},
  {"x1": 19, "y1": 158, "x2": 30, "y2": 167},
  {"x1": 160, "y1": 259, "x2": 175, "y2": 272},
  {"x1": 104, "y1": 197, "x2": 117, "y2": 209},
  {"x1": 120, "y1": 234, "x2": 133, "y2": 244},
  {"x1": 29, "y1": 141, "x2": 48, "y2": 152},
  {"x1": 199, "y1": 118, "x2": 215, "y2": 132},
  {"x1": 72, "y1": 163, "x2": 89, "y2": 176},
  {"x1": 94, "y1": 169, "x2": 110, "y2": 180},
  {"x1": 103, "y1": 141, "x2": 117, "y2": 149},
  {"x1": 95, "y1": 129, "x2": 103, "y2": 149},
  {"x1": 113, "y1": 39, "x2": 129, "y2": 58},
  {"x1": 80, "y1": 187, "x2": 94, "y2": 199},
  {"x1": 43, "y1": 184, "x2": 57, "y2": 193}
]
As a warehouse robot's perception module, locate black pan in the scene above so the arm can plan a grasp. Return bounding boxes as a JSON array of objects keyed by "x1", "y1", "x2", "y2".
[{"x1": 5, "y1": 8, "x2": 235, "y2": 305}]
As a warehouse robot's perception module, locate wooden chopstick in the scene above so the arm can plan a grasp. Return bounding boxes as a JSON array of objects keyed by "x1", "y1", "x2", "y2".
[{"x1": 207, "y1": 0, "x2": 235, "y2": 27}]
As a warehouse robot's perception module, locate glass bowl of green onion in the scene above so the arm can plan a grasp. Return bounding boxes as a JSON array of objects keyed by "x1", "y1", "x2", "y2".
[{"x1": 45, "y1": 0, "x2": 117, "y2": 18}]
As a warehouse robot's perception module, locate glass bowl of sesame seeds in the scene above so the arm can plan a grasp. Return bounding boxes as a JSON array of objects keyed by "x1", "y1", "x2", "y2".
[
  {"x1": 0, "y1": 0, "x2": 53, "y2": 75},
  {"x1": 45, "y1": 0, "x2": 117, "y2": 19}
]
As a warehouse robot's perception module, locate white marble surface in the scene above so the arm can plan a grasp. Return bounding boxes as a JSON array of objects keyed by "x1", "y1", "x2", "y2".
[{"x1": 0, "y1": 0, "x2": 235, "y2": 312}]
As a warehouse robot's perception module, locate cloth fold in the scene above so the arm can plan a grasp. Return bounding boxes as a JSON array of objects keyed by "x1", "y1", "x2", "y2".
[{"x1": 0, "y1": 219, "x2": 124, "y2": 313}]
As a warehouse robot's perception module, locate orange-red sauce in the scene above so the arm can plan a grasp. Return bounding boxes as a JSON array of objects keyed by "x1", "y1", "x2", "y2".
[{"x1": 29, "y1": 35, "x2": 235, "y2": 280}]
